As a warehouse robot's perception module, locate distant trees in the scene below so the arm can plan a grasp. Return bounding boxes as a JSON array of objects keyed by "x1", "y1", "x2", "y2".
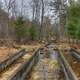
[
  {"x1": 4, "y1": 0, "x2": 15, "y2": 38},
  {"x1": 29, "y1": 22, "x2": 38, "y2": 40},
  {"x1": 42, "y1": 16, "x2": 54, "y2": 41},
  {"x1": 0, "y1": 0, "x2": 55, "y2": 44},
  {"x1": 14, "y1": 16, "x2": 39, "y2": 42},
  {"x1": 0, "y1": 7, "x2": 9, "y2": 39},
  {"x1": 40, "y1": 0, "x2": 44, "y2": 40},
  {"x1": 66, "y1": 2, "x2": 80, "y2": 42},
  {"x1": 49, "y1": 0, "x2": 67, "y2": 40},
  {"x1": 31, "y1": 0, "x2": 44, "y2": 40},
  {"x1": 14, "y1": 16, "x2": 27, "y2": 42}
]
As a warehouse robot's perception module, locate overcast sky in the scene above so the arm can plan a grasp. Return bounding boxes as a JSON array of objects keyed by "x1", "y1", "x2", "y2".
[
  {"x1": 0, "y1": 0, "x2": 71, "y2": 23},
  {"x1": 1, "y1": 0, "x2": 53, "y2": 20}
]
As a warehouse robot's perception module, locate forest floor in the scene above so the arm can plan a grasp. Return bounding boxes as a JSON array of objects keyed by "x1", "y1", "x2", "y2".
[
  {"x1": 0, "y1": 42, "x2": 43, "y2": 63},
  {"x1": 56, "y1": 42, "x2": 80, "y2": 51},
  {"x1": 56, "y1": 42, "x2": 71, "y2": 51},
  {"x1": 57, "y1": 42, "x2": 80, "y2": 80},
  {"x1": 0, "y1": 41, "x2": 80, "y2": 79},
  {"x1": 0, "y1": 47, "x2": 18, "y2": 62},
  {"x1": 1, "y1": 41, "x2": 80, "y2": 63}
]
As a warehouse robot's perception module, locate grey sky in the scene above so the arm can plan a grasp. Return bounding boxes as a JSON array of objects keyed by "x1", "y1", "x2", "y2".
[
  {"x1": 1, "y1": 0, "x2": 70, "y2": 23},
  {"x1": 1, "y1": 0, "x2": 53, "y2": 19}
]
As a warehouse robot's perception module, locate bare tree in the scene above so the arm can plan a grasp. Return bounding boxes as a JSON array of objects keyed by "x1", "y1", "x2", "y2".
[
  {"x1": 49, "y1": 0, "x2": 67, "y2": 41},
  {"x1": 4, "y1": 0, "x2": 14, "y2": 37},
  {"x1": 31, "y1": 0, "x2": 41, "y2": 23},
  {"x1": 39, "y1": 0, "x2": 44, "y2": 40},
  {"x1": 3, "y1": 0, "x2": 16, "y2": 47}
]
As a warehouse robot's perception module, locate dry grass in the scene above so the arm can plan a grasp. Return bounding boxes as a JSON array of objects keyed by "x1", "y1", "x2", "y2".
[
  {"x1": 0, "y1": 47, "x2": 17, "y2": 62},
  {"x1": 0, "y1": 42, "x2": 42, "y2": 62},
  {"x1": 20, "y1": 43, "x2": 42, "y2": 52},
  {"x1": 57, "y1": 43, "x2": 71, "y2": 51}
]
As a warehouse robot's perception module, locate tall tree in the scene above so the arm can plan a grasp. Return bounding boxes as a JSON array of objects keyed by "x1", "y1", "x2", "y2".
[
  {"x1": 39, "y1": 0, "x2": 44, "y2": 40},
  {"x1": 50, "y1": 0, "x2": 67, "y2": 40},
  {"x1": 4, "y1": 0, "x2": 16, "y2": 38},
  {"x1": 14, "y1": 16, "x2": 27, "y2": 42}
]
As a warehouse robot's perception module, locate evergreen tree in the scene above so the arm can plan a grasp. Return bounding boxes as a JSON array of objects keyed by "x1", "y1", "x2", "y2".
[{"x1": 14, "y1": 16, "x2": 27, "y2": 41}]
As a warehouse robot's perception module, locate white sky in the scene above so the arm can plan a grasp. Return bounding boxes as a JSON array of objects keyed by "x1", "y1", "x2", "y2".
[
  {"x1": 1, "y1": 0, "x2": 70, "y2": 23},
  {"x1": 74, "y1": 0, "x2": 78, "y2": 2}
]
